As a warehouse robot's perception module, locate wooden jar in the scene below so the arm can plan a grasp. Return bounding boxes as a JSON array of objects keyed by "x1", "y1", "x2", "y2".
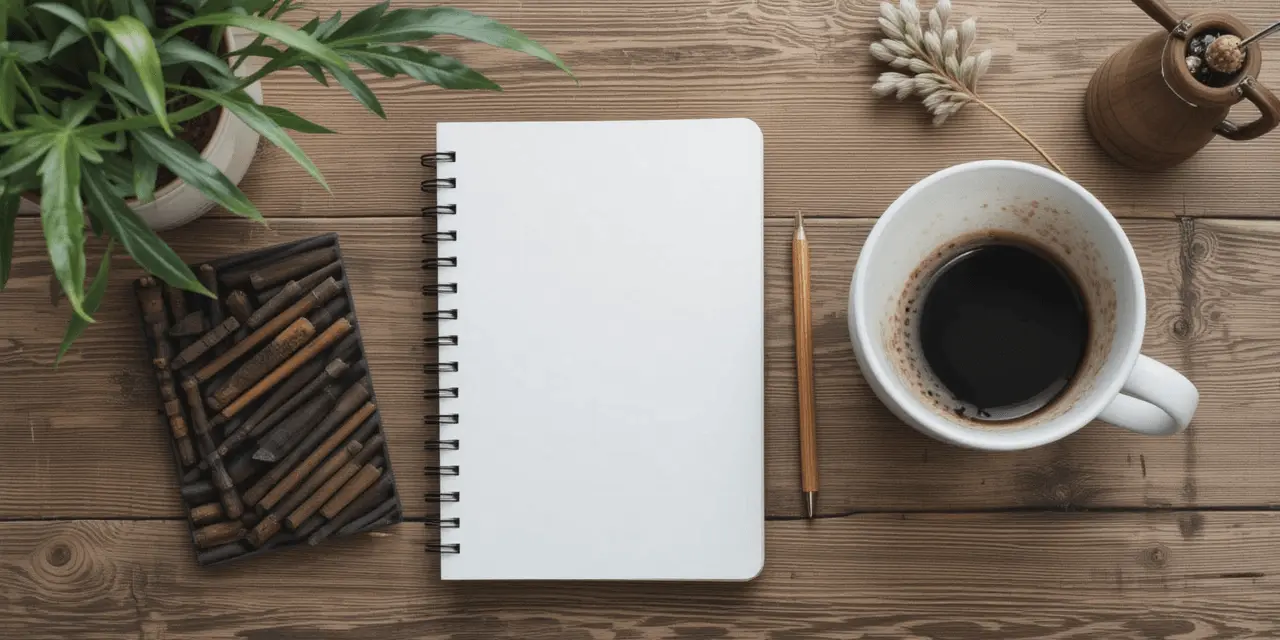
[{"x1": 1085, "y1": 0, "x2": 1280, "y2": 170}]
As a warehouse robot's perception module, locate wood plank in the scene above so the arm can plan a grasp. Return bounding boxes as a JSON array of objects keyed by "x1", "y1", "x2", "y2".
[
  {"x1": 2, "y1": 513, "x2": 1279, "y2": 639},
  {"x1": 208, "y1": 0, "x2": 1280, "y2": 220},
  {"x1": 5, "y1": 216, "x2": 1280, "y2": 517}
]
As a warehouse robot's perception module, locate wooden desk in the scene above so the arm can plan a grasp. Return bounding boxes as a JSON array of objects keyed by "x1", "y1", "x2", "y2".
[{"x1": 3, "y1": 0, "x2": 1280, "y2": 637}]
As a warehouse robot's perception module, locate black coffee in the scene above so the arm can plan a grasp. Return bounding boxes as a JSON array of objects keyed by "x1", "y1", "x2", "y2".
[{"x1": 917, "y1": 240, "x2": 1088, "y2": 421}]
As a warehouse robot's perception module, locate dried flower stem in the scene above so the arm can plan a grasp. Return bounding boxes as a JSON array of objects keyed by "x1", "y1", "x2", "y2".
[
  {"x1": 969, "y1": 97, "x2": 1066, "y2": 175},
  {"x1": 871, "y1": 0, "x2": 1065, "y2": 176},
  {"x1": 904, "y1": 41, "x2": 1066, "y2": 175}
]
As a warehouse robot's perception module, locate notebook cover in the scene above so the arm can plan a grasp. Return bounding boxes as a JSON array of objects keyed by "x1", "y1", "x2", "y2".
[{"x1": 430, "y1": 119, "x2": 765, "y2": 580}]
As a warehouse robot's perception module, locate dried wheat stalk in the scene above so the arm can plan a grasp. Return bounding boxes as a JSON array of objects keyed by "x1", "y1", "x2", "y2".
[{"x1": 870, "y1": 0, "x2": 1065, "y2": 174}]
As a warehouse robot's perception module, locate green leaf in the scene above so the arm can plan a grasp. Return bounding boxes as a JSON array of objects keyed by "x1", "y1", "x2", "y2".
[
  {"x1": 10, "y1": 41, "x2": 51, "y2": 63},
  {"x1": 312, "y1": 11, "x2": 343, "y2": 40},
  {"x1": 179, "y1": 84, "x2": 328, "y2": 191},
  {"x1": 130, "y1": 138, "x2": 158, "y2": 203},
  {"x1": 133, "y1": 128, "x2": 263, "y2": 221},
  {"x1": 131, "y1": 0, "x2": 156, "y2": 29},
  {"x1": 323, "y1": 62, "x2": 384, "y2": 118},
  {"x1": 297, "y1": 60, "x2": 329, "y2": 86},
  {"x1": 83, "y1": 166, "x2": 212, "y2": 299},
  {"x1": 227, "y1": 43, "x2": 282, "y2": 59},
  {"x1": 40, "y1": 132, "x2": 90, "y2": 322},
  {"x1": 56, "y1": 239, "x2": 113, "y2": 365},
  {"x1": 167, "y1": 13, "x2": 350, "y2": 73},
  {"x1": 63, "y1": 91, "x2": 102, "y2": 127},
  {"x1": 158, "y1": 37, "x2": 233, "y2": 78},
  {"x1": 31, "y1": 3, "x2": 89, "y2": 35},
  {"x1": 0, "y1": 186, "x2": 17, "y2": 292},
  {"x1": 92, "y1": 17, "x2": 172, "y2": 136},
  {"x1": 90, "y1": 72, "x2": 148, "y2": 113},
  {"x1": 0, "y1": 60, "x2": 19, "y2": 129},
  {"x1": 260, "y1": 104, "x2": 335, "y2": 134},
  {"x1": 342, "y1": 46, "x2": 500, "y2": 91},
  {"x1": 327, "y1": 2, "x2": 387, "y2": 42},
  {"x1": 330, "y1": 7, "x2": 573, "y2": 78},
  {"x1": 49, "y1": 26, "x2": 87, "y2": 58},
  {"x1": 0, "y1": 133, "x2": 55, "y2": 179}
]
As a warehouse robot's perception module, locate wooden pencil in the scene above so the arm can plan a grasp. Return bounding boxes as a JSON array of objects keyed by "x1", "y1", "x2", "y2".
[{"x1": 793, "y1": 212, "x2": 819, "y2": 519}]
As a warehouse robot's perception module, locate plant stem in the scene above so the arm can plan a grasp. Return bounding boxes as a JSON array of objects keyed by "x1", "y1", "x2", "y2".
[
  {"x1": 81, "y1": 99, "x2": 216, "y2": 136},
  {"x1": 970, "y1": 96, "x2": 1067, "y2": 176},
  {"x1": 906, "y1": 40, "x2": 1068, "y2": 176}
]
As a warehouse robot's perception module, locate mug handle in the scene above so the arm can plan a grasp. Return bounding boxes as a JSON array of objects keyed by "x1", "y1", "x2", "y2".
[
  {"x1": 1216, "y1": 78, "x2": 1280, "y2": 142},
  {"x1": 1097, "y1": 355, "x2": 1199, "y2": 436}
]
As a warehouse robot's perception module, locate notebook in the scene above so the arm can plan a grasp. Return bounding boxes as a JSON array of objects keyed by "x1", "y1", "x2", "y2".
[{"x1": 422, "y1": 119, "x2": 765, "y2": 581}]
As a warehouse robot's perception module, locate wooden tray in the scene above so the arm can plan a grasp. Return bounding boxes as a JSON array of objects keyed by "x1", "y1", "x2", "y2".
[{"x1": 133, "y1": 233, "x2": 404, "y2": 566}]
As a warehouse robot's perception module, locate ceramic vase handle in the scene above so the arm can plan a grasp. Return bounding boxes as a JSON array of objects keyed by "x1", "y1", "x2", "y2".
[
  {"x1": 1132, "y1": 0, "x2": 1182, "y2": 31},
  {"x1": 1097, "y1": 355, "x2": 1199, "y2": 436},
  {"x1": 1216, "y1": 78, "x2": 1280, "y2": 141}
]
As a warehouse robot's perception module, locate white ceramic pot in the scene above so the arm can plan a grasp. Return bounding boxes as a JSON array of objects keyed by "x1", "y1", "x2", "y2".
[{"x1": 19, "y1": 31, "x2": 262, "y2": 231}]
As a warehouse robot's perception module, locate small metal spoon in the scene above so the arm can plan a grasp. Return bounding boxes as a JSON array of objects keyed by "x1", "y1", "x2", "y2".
[{"x1": 1238, "y1": 21, "x2": 1280, "y2": 50}]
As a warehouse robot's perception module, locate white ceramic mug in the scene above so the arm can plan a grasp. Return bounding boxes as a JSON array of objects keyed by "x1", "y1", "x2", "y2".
[{"x1": 848, "y1": 160, "x2": 1198, "y2": 451}]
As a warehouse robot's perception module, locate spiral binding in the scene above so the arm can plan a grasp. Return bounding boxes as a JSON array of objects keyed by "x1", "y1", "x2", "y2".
[{"x1": 422, "y1": 150, "x2": 461, "y2": 555}]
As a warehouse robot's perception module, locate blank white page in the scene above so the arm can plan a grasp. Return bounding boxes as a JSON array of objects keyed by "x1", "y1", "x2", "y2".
[{"x1": 435, "y1": 119, "x2": 764, "y2": 580}]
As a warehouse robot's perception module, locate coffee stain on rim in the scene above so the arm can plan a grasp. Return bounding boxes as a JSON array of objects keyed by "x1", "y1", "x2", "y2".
[{"x1": 882, "y1": 199, "x2": 1117, "y2": 432}]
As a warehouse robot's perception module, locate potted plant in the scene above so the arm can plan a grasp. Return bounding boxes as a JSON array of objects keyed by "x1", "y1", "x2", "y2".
[{"x1": 0, "y1": 0, "x2": 571, "y2": 361}]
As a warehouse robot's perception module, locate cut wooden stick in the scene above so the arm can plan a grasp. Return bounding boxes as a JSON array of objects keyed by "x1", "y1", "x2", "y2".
[
  {"x1": 170, "y1": 317, "x2": 239, "y2": 370},
  {"x1": 139, "y1": 280, "x2": 198, "y2": 466},
  {"x1": 246, "y1": 281, "x2": 303, "y2": 330},
  {"x1": 257, "y1": 400, "x2": 376, "y2": 510},
  {"x1": 193, "y1": 521, "x2": 245, "y2": 549},
  {"x1": 255, "y1": 377, "x2": 370, "y2": 463},
  {"x1": 291, "y1": 430, "x2": 384, "y2": 521},
  {"x1": 194, "y1": 278, "x2": 343, "y2": 384},
  {"x1": 217, "y1": 236, "x2": 335, "y2": 283},
  {"x1": 239, "y1": 336, "x2": 362, "y2": 446},
  {"x1": 336, "y1": 496, "x2": 400, "y2": 537},
  {"x1": 251, "y1": 383, "x2": 344, "y2": 468},
  {"x1": 250, "y1": 246, "x2": 339, "y2": 291},
  {"x1": 246, "y1": 514, "x2": 282, "y2": 548},
  {"x1": 240, "y1": 389, "x2": 367, "y2": 507},
  {"x1": 180, "y1": 479, "x2": 217, "y2": 504},
  {"x1": 320, "y1": 463, "x2": 383, "y2": 520},
  {"x1": 305, "y1": 297, "x2": 349, "y2": 332},
  {"x1": 197, "y1": 542, "x2": 247, "y2": 565},
  {"x1": 206, "y1": 317, "x2": 317, "y2": 411},
  {"x1": 189, "y1": 502, "x2": 225, "y2": 526},
  {"x1": 225, "y1": 290, "x2": 254, "y2": 344},
  {"x1": 216, "y1": 356, "x2": 332, "y2": 457},
  {"x1": 182, "y1": 377, "x2": 244, "y2": 519},
  {"x1": 168, "y1": 311, "x2": 207, "y2": 338},
  {"x1": 257, "y1": 261, "x2": 342, "y2": 305},
  {"x1": 213, "y1": 314, "x2": 355, "y2": 422},
  {"x1": 282, "y1": 441, "x2": 364, "y2": 530},
  {"x1": 308, "y1": 473, "x2": 394, "y2": 546}
]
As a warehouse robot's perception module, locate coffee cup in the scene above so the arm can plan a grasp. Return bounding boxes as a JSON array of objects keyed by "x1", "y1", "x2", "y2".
[{"x1": 847, "y1": 160, "x2": 1198, "y2": 451}]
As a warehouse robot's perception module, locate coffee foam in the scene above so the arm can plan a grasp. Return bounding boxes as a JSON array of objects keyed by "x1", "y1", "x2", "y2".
[{"x1": 883, "y1": 200, "x2": 1118, "y2": 430}]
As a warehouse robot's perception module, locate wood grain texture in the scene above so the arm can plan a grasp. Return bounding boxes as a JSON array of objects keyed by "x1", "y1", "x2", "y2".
[
  {"x1": 5, "y1": 217, "x2": 1280, "y2": 517},
  {"x1": 179, "y1": 0, "x2": 1279, "y2": 221},
  {"x1": 2, "y1": 513, "x2": 1279, "y2": 639}
]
